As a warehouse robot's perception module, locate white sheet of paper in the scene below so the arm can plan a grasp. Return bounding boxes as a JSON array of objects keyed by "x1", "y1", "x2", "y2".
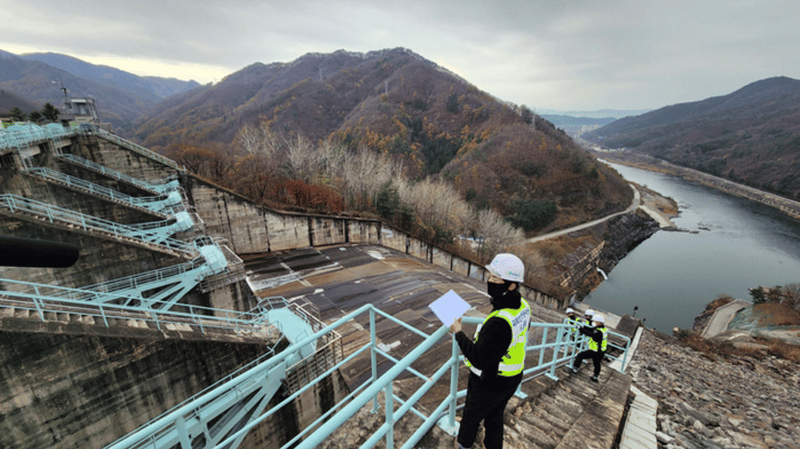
[{"x1": 428, "y1": 290, "x2": 470, "y2": 327}]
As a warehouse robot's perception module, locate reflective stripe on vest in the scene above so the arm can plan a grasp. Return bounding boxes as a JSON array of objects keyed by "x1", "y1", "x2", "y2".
[
  {"x1": 588, "y1": 326, "x2": 608, "y2": 352},
  {"x1": 467, "y1": 298, "x2": 530, "y2": 377}
]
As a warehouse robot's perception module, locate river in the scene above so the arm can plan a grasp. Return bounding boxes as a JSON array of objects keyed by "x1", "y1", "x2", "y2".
[{"x1": 584, "y1": 162, "x2": 800, "y2": 332}]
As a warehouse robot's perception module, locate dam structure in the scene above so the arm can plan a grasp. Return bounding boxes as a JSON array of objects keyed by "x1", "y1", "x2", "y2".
[{"x1": 0, "y1": 123, "x2": 645, "y2": 449}]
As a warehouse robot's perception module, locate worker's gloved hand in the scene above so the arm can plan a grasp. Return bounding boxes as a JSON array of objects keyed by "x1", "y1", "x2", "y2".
[{"x1": 449, "y1": 317, "x2": 463, "y2": 334}]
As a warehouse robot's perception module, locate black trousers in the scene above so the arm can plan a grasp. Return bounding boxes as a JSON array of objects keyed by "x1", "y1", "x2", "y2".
[
  {"x1": 573, "y1": 350, "x2": 604, "y2": 376},
  {"x1": 457, "y1": 373, "x2": 519, "y2": 449}
]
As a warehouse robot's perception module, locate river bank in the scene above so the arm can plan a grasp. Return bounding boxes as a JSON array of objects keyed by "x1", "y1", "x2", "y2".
[{"x1": 593, "y1": 150, "x2": 800, "y2": 221}]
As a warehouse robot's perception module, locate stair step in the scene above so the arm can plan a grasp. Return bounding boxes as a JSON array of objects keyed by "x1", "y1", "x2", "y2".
[{"x1": 508, "y1": 414, "x2": 560, "y2": 448}]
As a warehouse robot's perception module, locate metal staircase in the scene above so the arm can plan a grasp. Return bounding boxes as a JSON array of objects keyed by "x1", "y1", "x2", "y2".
[
  {"x1": 95, "y1": 128, "x2": 182, "y2": 172},
  {"x1": 57, "y1": 153, "x2": 181, "y2": 196},
  {"x1": 0, "y1": 123, "x2": 77, "y2": 153},
  {"x1": 0, "y1": 279, "x2": 277, "y2": 342},
  {"x1": 25, "y1": 167, "x2": 184, "y2": 218},
  {"x1": 63, "y1": 240, "x2": 228, "y2": 310},
  {"x1": 0, "y1": 194, "x2": 197, "y2": 257}
]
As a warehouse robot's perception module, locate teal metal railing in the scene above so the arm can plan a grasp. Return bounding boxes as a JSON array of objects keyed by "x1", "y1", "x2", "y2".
[
  {"x1": 0, "y1": 194, "x2": 196, "y2": 254},
  {"x1": 25, "y1": 167, "x2": 184, "y2": 216},
  {"x1": 105, "y1": 307, "x2": 631, "y2": 449},
  {"x1": 1, "y1": 238, "x2": 228, "y2": 311},
  {"x1": 58, "y1": 154, "x2": 181, "y2": 196},
  {"x1": 0, "y1": 123, "x2": 77, "y2": 151},
  {"x1": 0, "y1": 279, "x2": 272, "y2": 337},
  {"x1": 95, "y1": 128, "x2": 182, "y2": 171}
]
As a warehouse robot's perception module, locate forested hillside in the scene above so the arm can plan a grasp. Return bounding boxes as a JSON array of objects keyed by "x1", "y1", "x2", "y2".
[
  {"x1": 134, "y1": 48, "x2": 632, "y2": 231},
  {"x1": 585, "y1": 76, "x2": 800, "y2": 200}
]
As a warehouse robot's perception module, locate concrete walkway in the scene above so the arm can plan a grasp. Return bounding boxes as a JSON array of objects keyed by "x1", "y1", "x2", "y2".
[
  {"x1": 525, "y1": 184, "x2": 641, "y2": 244},
  {"x1": 700, "y1": 299, "x2": 749, "y2": 338}
]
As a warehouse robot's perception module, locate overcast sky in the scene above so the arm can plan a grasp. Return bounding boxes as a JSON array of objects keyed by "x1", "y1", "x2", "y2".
[{"x1": 2, "y1": 0, "x2": 799, "y2": 112}]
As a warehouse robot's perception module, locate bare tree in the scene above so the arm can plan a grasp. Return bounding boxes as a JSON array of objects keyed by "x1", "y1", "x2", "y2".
[
  {"x1": 475, "y1": 209, "x2": 524, "y2": 262},
  {"x1": 398, "y1": 178, "x2": 470, "y2": 234}
]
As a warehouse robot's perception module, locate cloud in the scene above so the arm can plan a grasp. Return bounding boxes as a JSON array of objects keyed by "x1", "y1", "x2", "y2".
[{"x1": 2, "y1": 0, "x2": 799, "y2": 110}]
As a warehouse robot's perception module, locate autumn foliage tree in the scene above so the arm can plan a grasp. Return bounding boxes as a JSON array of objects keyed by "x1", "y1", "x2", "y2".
[{"x1": 166, "y1": 120, "x2": 529, "y2": 262}]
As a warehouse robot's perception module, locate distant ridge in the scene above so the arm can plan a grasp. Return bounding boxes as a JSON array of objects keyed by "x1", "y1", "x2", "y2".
[
  {"x1": 0, "y1": 49, "x2": 200, "y2": 130},
  {"x1": 585, "y1": 76, "x2": 800, "y2": 200},
  {"x1": 21, "y1": 52, "x2": 200, "y2": 100}
]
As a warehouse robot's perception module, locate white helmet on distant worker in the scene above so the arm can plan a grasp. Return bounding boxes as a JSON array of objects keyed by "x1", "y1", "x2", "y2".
[
  {"x1": 584, "y1": 309, "x2": 595, "y2": 318},
  {"x1": 593, "y1": 314, "x2": 605, "y2": 324},
  {"x1": 566, "y1": 307, "x2": 575, "y2": 315},
  {"x1": 485, "y1": 253, "x2": 525, "y2": 283}
]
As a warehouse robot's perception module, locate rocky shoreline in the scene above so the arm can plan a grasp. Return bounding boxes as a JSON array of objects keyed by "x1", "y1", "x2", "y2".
[{"x1": 627, "y1": 330, "x2": 800, "y2": 449}]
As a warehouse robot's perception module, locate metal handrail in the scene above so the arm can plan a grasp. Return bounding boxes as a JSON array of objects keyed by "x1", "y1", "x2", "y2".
[
  {"x1": 106, "y1": 304, "x2": 631, "y2": 449},
  {"x1": 0, "y1": 194, "x2": 196, "y2": 254},
  {"x1": 0, "y1": 124, "x2": 77, "y2": 150},
  {"x1": 0, "y1": 279, "x2": 271, "y2": 337},
  {"x1": 53, "y1": 259, "x2": 205, "y2": 301},
  {"x1": 24, "y1": 167, "x2": 181, "y2": 215},
  {"x1": 57, "y1": 154, "x2": 181, "y2": 195},
  {"x1": 95, "y1": 129, "x2": 182, "y2": 171}
]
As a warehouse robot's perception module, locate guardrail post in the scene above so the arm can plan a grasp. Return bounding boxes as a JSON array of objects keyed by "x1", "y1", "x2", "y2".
[
  {"x1": 33, "y1": 285, "x2": 45, "y2": 321},
  {"x1": 547, "y1": 327, "x2": 564, "y2": 381},
  {"x1": 538, "y1": 327, "x2": 548, "y2": 367},
  {"x1": 619, "y1": 335, "x2": 631, "y2": 374},
  {"x1": 99, "y1": 302, "x2": 109, "y2": 327},
  {"x1": 438, "y1": 331, "x2": 461, "y2": 436},
  {"x1": 370, "y1": 308, "x2": 379, "y2": 413},
  {"x1": 385, "y1": 381, "x2": 394, "y2": 449}
]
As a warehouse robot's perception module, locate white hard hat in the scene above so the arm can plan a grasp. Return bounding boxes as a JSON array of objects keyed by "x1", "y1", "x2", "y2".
[
  {"x1": 485, "y1": 253, "x2": 524, "y2": 283},
  {"x1": 566, "y1": 308, "x2": 575, "y2": 314},
  {"x1": 584, "y1": 309, "x2": 595, "y2": 317},
  {"x1": 593, "y1": 314, "x2": 605, "y2": 324}
]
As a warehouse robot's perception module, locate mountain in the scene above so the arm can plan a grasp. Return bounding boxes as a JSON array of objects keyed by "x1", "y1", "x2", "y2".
[
  {"x1": 133, "y1": 48, "x2": 632, "y2": 227},
  {"x1": 0, "y1": 89, "x2": 38, "y2": 115},
  {"x1": 584, "y1": 76, "x2": 800, "y2": 199},
  {"x1": 21, "y1": 52, "x2": 200, "y2": 100},
  {"x1": 0, "y1": 49, "x2": 201, "y2": 131}
]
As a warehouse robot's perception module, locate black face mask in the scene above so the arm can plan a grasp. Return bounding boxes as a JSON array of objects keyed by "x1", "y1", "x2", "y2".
[{"x1": 487, "y1": 281, "x2": 509, "y2": 300}]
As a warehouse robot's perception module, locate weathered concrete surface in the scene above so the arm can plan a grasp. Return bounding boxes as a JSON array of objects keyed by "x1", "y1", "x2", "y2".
[
  {"x1": 556, "y1": 369, "x2": 631, "y2": 449},
  {"x1": 0, "y1": 330, "x2": 276, "y2": 449}
]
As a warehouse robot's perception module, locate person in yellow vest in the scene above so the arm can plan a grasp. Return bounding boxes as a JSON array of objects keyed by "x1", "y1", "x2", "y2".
[
  {"x1": 568, "y1": 313, "x2": 608, "y2": 382},
  {"x1": 565, "y1": 307, "x2": 580, "y2": 339},
  {"x1": 449, "y1": 253, "x2": 531, "y2": 449}
]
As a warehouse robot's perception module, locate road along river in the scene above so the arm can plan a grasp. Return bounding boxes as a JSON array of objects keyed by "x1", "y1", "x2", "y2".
[{"x1": 584, "y1": 162, "x2": 800, "y2": 332}]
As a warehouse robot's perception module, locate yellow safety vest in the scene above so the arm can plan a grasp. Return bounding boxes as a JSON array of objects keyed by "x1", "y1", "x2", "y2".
[
  {"x1": 566, "y1": 317, "x2": 580, "y2": 335},
  {"x1": 588, "y1": 326, "x2": 608, "y2": 352},
  {"x1": 466, "y1": 298, "x2": 530, "y2": 377}
]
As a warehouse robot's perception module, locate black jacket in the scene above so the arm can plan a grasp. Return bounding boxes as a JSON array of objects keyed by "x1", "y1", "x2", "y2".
[
  {"x1": 455, "y1": 289, "x2": 523, "y2": 391},
  {"x1": 578, "y1": 324, "x2": 607, "y2": 352}
]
